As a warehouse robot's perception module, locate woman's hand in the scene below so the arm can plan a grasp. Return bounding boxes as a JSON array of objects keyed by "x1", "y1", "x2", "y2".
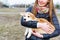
[
  {"x1": 37, "y1": 23, "x2": 52, "y2": 33},
  {"x1": 32, "y1": 31, "x2": 43, "y2": 38}
]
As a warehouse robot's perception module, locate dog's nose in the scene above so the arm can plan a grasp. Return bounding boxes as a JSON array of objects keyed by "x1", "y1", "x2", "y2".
[{"x1": 24, "y1": 19, "x2": 26, "y2": 20}]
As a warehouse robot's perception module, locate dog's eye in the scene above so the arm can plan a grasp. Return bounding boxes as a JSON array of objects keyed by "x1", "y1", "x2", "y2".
[{"x1": 28, "y1": 16, "x2": 30, "y2": 17}]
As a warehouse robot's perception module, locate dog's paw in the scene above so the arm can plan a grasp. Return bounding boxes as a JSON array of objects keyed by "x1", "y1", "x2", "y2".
[
  {"x1": 27, "y1": 32, "x2": 32, "y2": 38},
  {"x1": 27, "y1": 34, "x2": 31, "y2": 38}
]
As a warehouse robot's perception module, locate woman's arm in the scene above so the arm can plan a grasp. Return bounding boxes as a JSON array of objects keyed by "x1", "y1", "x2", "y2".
[
  {"x1": 21, "y1": 16, "x2": 38, "y2": 28},
  {"x1": 21, "y1": 6, "x2": 38, "y2": 28},
  {"x1": 43, "y1": 12, "x2": 60, "y2": 38}
]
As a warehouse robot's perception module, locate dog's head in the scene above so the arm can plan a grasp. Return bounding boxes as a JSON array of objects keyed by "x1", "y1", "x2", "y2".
[{"x1": 20, "y1": 12, "x2": 35, "y2": 21}]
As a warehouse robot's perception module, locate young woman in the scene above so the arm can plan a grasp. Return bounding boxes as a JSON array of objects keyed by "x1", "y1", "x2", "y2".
[{"x1": 21, "y1": 0, "x2": 60, "y2": 40}]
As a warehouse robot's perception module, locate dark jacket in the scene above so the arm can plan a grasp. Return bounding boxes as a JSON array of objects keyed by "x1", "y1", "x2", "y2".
[{"x1": 21, "y1": 6, "x2": 60, "y2": 39}]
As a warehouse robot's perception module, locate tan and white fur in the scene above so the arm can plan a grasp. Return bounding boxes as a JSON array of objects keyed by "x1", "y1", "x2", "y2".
[{"x1": 20, "y1": 12, "x2": 55, "y2": 38}]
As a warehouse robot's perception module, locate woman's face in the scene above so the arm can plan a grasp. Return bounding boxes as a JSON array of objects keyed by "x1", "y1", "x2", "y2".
[{"x1": 38, "y1": 0, "x2": 48, "y2": 7}]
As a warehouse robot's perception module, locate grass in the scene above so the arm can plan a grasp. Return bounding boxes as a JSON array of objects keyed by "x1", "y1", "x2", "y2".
[
  {"x1": 0, "y1": 8, "x2": 19, "y2": 12},
  {"x1": 0, "y1": 14, "x2": 25, "y2": 40},
  {"x1": 57, "y1": 14, "x2": 60, "y2": 16},
  {"x1": 0, "y1": 8, "x2": 25, "y2": 12}
]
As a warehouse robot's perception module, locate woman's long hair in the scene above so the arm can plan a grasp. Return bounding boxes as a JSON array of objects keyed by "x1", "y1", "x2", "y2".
[{"x1": 32, "y1": 0, "x2": 56, "y2": 24}]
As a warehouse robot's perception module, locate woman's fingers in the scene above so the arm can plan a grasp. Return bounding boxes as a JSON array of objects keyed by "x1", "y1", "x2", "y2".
[
  {"x1": 32, "y1": 31, "x2": 43, "y2": 38},
  {"x1": 37, "y1": 22, "x2": 53, "y2": 34},
  {"x1": 45, "y1": 25, "x2": 54, "y2": 34},
  {"x1": 42, "y1": 23, "x2": 53, "y2": 33}
]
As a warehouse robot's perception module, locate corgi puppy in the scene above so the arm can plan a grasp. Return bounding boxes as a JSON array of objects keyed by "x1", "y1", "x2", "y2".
[{"x1": 20, "y1": 12, "x2": 55, "y2": 38}]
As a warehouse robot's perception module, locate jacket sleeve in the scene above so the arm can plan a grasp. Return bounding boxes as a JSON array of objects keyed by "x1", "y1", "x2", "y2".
[
  {"x1": 43, "y1": 12, "x2": 60, "y2": 38},
  {"x1": 21, "y1": 6, "x2": 38, "y2": 28},
  {"x1": 21, "y1": 17, "x2": 37, "y2": 28}
]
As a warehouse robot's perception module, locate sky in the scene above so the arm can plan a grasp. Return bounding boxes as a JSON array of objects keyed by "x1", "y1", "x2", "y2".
[{"x1": 0, "y1": 0, "x2": 60, "y2": 6}]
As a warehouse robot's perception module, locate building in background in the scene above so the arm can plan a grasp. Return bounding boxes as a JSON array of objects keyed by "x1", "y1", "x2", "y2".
[
  {"x1": 0, "y1": 1, "x2": 9, "y2": 8},
  {"x1": 0, "y1": 2, "x2": 3, "y2": 8}
]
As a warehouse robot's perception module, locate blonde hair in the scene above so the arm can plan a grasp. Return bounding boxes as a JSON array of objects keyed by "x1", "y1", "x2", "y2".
[{"x1": 32, "y1": 0, "x2": 56, "y2": 24}]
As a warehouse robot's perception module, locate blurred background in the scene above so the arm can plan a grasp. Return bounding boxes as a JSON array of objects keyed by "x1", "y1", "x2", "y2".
[
  {"x1": 0, "y1": 0, "x2": 60, "y2": 12},
  {"x1": 0, "y1": 0, "x2": 60, "y2": 40}
]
